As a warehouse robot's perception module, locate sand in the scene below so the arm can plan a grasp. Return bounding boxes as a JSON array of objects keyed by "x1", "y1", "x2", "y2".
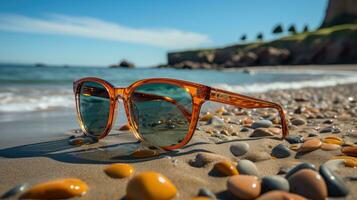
[{"x1": 1, "y1": 70, "x2": 357, "y2": 199}]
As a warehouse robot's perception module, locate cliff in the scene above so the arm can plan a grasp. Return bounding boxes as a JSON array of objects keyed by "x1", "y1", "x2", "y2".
[{"x1": 321, "y1": 0, "x2": 357, "y2": 28}]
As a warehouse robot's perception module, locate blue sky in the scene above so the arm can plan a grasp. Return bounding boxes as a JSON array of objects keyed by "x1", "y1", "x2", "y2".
[{"x1": 0, "y1": 0, "x2": 327, "y2": 67}]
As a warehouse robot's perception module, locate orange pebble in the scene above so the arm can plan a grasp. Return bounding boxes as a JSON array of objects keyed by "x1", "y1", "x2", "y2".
[
  {"x1": 131, "y1": 149, "x2": 159, "y2": 158},
  {"x1": 213, "y1": 161, "x2": 239, "y2": 176},
  {"x1": 341, "y1": 146, "x2": 357, "y2": 157},
  {"x1": 104, "y1": 163, "x2": 134, "y2": 178}
]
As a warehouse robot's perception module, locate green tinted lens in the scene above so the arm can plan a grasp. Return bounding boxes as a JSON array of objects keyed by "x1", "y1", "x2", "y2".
[
  {"x1": 129, "y1": 83, "x2": 193, "y2": 147},
  {"x1": 79, "y1": 81, "x2": 110, "y2": 137}
]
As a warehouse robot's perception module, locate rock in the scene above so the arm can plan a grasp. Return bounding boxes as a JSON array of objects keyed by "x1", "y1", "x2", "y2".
[
  {"x1": 285, "y1": 162, "x2": 316, "y2": 178},
  {"x1": 332, "y1": 156, "x2": 357, "y2": 168},
  {"x1": 230, "y1": 142, "x2": 249, "y2": 156},
  {"x1": 321, "y1": 143, "x2": 341, "y2": 151},
  {"x1": 20, "y1": 178, "x2": 88, "y2": 199},
  {"x1": 110, "y1": 59, "x2": 135, "y2": 68},
  {"x1": 197, "y1": 188, "x2": 216, "y2": 199},
  {"x1": 319, "y1": 126, "x2": 333, "y2": 133},
  {"x1": 323, "y1": 136, "x2": 344, "y2": 145},
  {"x1": 323, "y1": 119, "x2": 334, "y2": 124},
  {"x1": 341, "y1": 146, "x2": 357, "y2": 157},
  {"x1": 289, "y1": 144, "x2": 301, "y2": 151},
  {"x1": 104, "y1": 163, "x2": 134, "y2": 178},
  {"x1": 126, "y1": 172, "x2": 177, "y2": 200},
  {"x1": 227, "y1": 175, "x2": 261, "y2": 200},
  {"x1": 1, "y1": 183, "x2": 28, "y2": 199},
  {"x1": 256, "y1": 191, "x2": 307, "y2": 200},
  {"x1": 319, "y1": 165, "x2": 350, "y2": 197},
  {"x1": 236, "y1": 159, "x2": 259, "y2": 176},
  {"x1": 322, "y1": 159, "x2": 345, "y2": 171},
  {"x1": 245, "y1": 152, "x2": 271, "y2": 162},
  {"x1": 250, "y1": 128, "x2": 274, "y2": 137},
  {"x1": 189, "y1": 153, "x2": 228, "y2": 167},
  {"x1": 212, "y1": 161, "x2": 238, "y2": 176},
  {"x1": 251, "y1": 120, "x2": 273, "y2": 129},
  {"x1": 288, "y1": 169, "x2": 328, "y2": 200},
  {"x1": 298, "y1": 138, "x2": 322, "y2": 153},
  {"x1": 200, "y1": 114, "x2": 213, "y2": 121},
  {"x1": 240, "y1": 127, "x2": 250, "y2": 132},
  {"x1": 271, "y1": 144, "x2": 291, "y2": 158},
  {"x1": 285, "y1": 135, "x2": 304, "y2": 144},
  {"x1": 255, "y1": 47, "x2": 290, "y2": 66},
  {"x1": 291, "y1": 118, "x2": 306, "y2": 126},
  {"x1": 261, "y1": 176, "x2": 289, "y2": 194},
  {"x1": 207, "y1": 116, "x2": 225, "y2": 125}
]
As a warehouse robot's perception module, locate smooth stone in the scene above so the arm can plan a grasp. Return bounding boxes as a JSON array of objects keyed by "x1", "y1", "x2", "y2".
[
  {"x1": 1, "y1": 183, "x2": 28, "y2": 199},
  {"x1": 319, "y1": 126, "x2": 333, "y2": 133},
  {"x1": 131, "y1": 149, "x2": 159, "y2": 158},
  {"x1": 308, "y1": 133, "x2": 319, "y2": 137},
  {"x1": 119, "y1": 124, "x2": 130, "y2": 131},
  {"x1": 291, "y1": 118, "x2": 306, "y2": 126},
  {"x1": 332, "y1": 156, "x2": 357, "y2": 168},
  {"x1": 289, "y1": 144, "x2": 301, "y2": 151},
  {"x1": 298, "y1": 138, "x2": 322, "y2": 153},
  {"x1": 285, "y1": 135, "x2": 304, "y2": 144},
  {"x1": 230, "y1": 142, "x2": 249, "y2": 156},
  {"x1": 227, "y1": 175, "x2": 261, "y2": 200},
  {"x1": 189, "y1": 153, "x2": 228, "y2": 167},
  {"x1": 261, "y1": 176, "x2": 289, "y2": 194},
  {"x1": 321, "y1": 143, "x2": 341, "y2": 151},
  {"x1": 104, "y1": 163, "x2": 134, "y2": 178},
  {"x1": 240, "y1": 127, "x2": 250, "y2": 132},
  {"x1": 341, "y1": 146, "x2": 357, "y2": 157},
  {"x1": 288, "y1": 169, "x2": 328, "y2": 200},
  {"x1": 319, "y1": 165, "x2": 349, "y2": 197},
  {"x1": 323, "y1": 136, "x2": 343, "y2": 145},
  {"x1": 197, "y1": 188, "x2": 216, "y2": 199},
  {"x1": 322, "y1": 159, "x2": 345, "y2": 171},
  {"x1": 242, "y1": 117, "x2": 253, "y2": 125},
  {"x1": 323, "y1": 119, "x2": 334, "y2": 124},
  {"x1": 20, "y1": 178, "x2": 88, "y2": 199},
  {"x1": 126, "y1": 172, "x2": 177, "y2": 200},
  {"x1": 207, "y1": 116, "x2": 225, "y2": 125},
  {"x1": 256, "y1": 191, "x2": 307, "y2": 200},
  {"x1": 200, "y1": 113, "x2": 213, "y2": 121},
  {"x1": 271, "y1": 144, "x2": 291, "y2": 158},
  {"x1": 250, "y1": 128, "x2": 274, "y2": 137},
  {"x1": 213, "y1": 161, "x2": 238, "y2": 176},
  {"x1": 236, "y1": 159, "x2": 259, "y2": 176},
  {"x1": 251, "y1": 120, "x2": 273, "y2": 129},
  {"x1": 245, "y1": 152, "x2": 271, "y2": 162},
  {"x1": 285, "y1": 162, "x2": 316, "y2": 178}
]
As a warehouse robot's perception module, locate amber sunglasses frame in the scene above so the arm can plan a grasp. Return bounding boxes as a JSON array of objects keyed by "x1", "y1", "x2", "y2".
[{"x1": 73, "y1": 77, "x2": 288, "y2": 150}]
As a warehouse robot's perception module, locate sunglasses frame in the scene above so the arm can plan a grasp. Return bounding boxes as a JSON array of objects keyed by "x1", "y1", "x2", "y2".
[{"x1": 73, "y1": 77, "x2": 288, "y2": 150}]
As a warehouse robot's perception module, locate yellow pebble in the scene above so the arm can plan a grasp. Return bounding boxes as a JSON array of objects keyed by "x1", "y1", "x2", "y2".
[
  {"x1": 200, "y1": 113, "x2": 213, "y2": 121},
  {"x1": 332, "y1": 156, "x2": 357, "y2": 168},
  {"x1": 131, "y1": 149, "x2": 159, "y2": 158},
  {"x1": 104, "y1": 163, "x2": 134, "y2": 178},
  {"x1": 213, "y1": 161, "x2": 238, "y2": 176},
  {"x1": 215, "y1": 107, "x2": 227, "y2": 114},
  {"x1": 323, "y1": 136, "x2": 343, "y2": 145},
  {"x1": 20, "y1": 178, "x2": 88, "y2": 199},
  {"x1": 290, "y1": 144, "x2": 301, "y2": 151},
  {"x1": 126, "y1": 171, "x2": 177, "y2": 200}
]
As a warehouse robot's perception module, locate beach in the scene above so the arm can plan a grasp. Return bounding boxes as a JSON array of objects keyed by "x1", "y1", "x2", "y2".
[{"x1": 0, "y1": 66, "x2": 356, "y2": 199}]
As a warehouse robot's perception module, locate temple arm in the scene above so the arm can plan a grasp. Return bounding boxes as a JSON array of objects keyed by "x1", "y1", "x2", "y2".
[{"x1": 208, "y1": 87, "x2": 288, "y2": 138}]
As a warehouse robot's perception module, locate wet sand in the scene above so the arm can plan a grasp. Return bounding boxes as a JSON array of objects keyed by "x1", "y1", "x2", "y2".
[{"x1": 1, "y1": 81, "x2": 357, "y2": 199}]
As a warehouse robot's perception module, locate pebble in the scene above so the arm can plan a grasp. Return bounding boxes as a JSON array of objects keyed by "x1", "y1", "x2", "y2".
[
  {"x1": 323, "y1": 136, "x2": 344, "y2": 145},
  {"x1": 126, "y1": 172, "x2": 177, "y2": 200},
  {"x1": 271, "y1": 144, "x2": 291, "y2": 158},
  {"x1": 323, "y1": 119, "x2": 334, "y2": 124},
  {"x1": 230, "y1": 142, "x2": 249, "y2": 156},
  {"x1": 1, "y1": 183, "x2": 28, "y2": 199},
  {"x1": 119, "y1": 124, "x2": 130, "y2": 131},
  {"x1": 197, "y1": 188, "x2": 216, "y2": 199},
  {"x1": 212, "y1": 161, "x2": 238, "y2": 176},
  {"x1": 289, "y1": 144, "x2": 301, "y2": 151},
  {"x1": 207, "y1": 116, "x2": 225, "y2": 125},
  {"x1": 288, "y1": 169, "x2": 327, "y2": 200},
  {"x1": 261, "y1": 175, "x2": 289, "y2": 194},
  {"x1": 240, "y1": 127, "x2": 250, "y2": 132},
  {"x1": 285, "y1": 135, "x2": 304, "y2": 144},
  {"x1": 321, "y1": 143, "x2": 341, "y2": 151},
  {"x1": 227, "y1": 175, "x2": 261, "y2": 200},
  {"x1": 298, "y1": 138, "x2": 322, "y2": 153},
  {"x1": 341, "y1": 146, "x2": 357, "y2": 157},
  {"x1": 251, "y1": 120, "x2": 272, "y2": 129},
  {"x1": 200, "y1": 113, "x2": 213, "y2": 121},
  {"x1": 319, "y1": 126, "x2": 333, "y2": 133},
  {"x1": 131, "y1": 149, "x2": 159, "y2": 158},
  {"x1": 245, "y1": 152, "x2": 271, "y2": 162},
  {"x1": 291, "y1": 118, "x2": 306, "y2": 126},
  {"x1": 332, "y1": 156, "x2": 357, "y2": 168},
  {"x1": 256, "y1": 191, "x2": 307, "y2": 200},
  {"x1": 319, "y1": 165, "x2": 350, "y2": 197},
  {"x1": 20, "y1": 178, "x2": 88, "y2": 199},
  {"x1": 189, "y1": 153, "x2": 228, "y2": 168},
  {"x1": 322, "y1": 159, "x2": 345, "y2": 171},
  {"x1": 250, "y1": 128, "x2": 274, "y2": 137},
  {"x1": 236, "y1": 159, "x2": 259, "y2": 176},
  {"x1": 104, "y1": 163, "x2": 134, "y2": 178},
  {"x1": 242, "y1": 117, "x2": 253, "y2": 125},
  {"x1": 285, "y1": 162, "x2": 316, "y2": 178}
]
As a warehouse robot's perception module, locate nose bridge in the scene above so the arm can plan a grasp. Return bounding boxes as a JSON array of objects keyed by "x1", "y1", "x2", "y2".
[{"x1": 115, "y1": 87, "x2": 126, "y2": 100}]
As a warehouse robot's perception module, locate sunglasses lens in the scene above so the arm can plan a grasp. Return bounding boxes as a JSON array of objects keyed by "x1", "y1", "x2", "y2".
[
  {"x1": 79, "y1": 81, "x2": 110, "y2": 137},
  {"x1": 129, "y1": 83, "x2": 193, "y2": 147}
]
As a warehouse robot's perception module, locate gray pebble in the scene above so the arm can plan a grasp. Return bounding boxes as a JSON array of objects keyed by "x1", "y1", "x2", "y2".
[
  {"x1": 1, "y1": 183, "x2": 28, "y2": 199},
  {"x1": 197, "y1": 188, "x2": 216, "y2": 199},
  {"x1": 319, "y1": 165, "x2": 349, "y2": 197},
  {"x1": 285, "y1": 162, "x2": 316, "y2": 178},
  {"x1": 261, "y1": 175, "x2": 290, "y2": 194},
  {"x1": 285, "y1": 135, "x2": 304, "y2": 144},
  {"x1": 251, "y1": 120, "x2": 272, "y2": 129},
  {"x1": 230, "y1": 142, "x2": 250, "y2": 156},
  {"x1": 323, "y1": 119, "x2": 334, "y2": 124},
  {"x1": 320, "y1": 126, "x2": 333, "y2": 133},
  {"x1": 291, "y1": 118, "x2": 306, "y2": 126},
  {"x1": 236, "y1": 159, "x2": 259, "y2": 176},
  {"x1": 271, "y1": 144, "x2": 291, "y2": 158}
]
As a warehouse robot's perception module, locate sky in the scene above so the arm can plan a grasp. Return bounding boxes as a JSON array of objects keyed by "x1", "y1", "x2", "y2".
[{"x1": 0, "y1": 0, "x2": 327, "y2": 67}]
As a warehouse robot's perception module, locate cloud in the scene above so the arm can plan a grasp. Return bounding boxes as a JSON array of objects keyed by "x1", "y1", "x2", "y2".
[{"x1": 0, "y1": 13, "x2": 211, "y2": 49}]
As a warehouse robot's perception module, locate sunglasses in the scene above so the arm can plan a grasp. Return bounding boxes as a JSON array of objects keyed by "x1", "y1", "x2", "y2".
[{"x1": 73, "y1": 77, "x2": 288, "y2": 150}]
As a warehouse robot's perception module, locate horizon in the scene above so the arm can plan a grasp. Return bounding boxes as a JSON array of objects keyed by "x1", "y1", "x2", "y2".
[{"x1": 0, "y1": 0, "x2": 327, "y2": 67}]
